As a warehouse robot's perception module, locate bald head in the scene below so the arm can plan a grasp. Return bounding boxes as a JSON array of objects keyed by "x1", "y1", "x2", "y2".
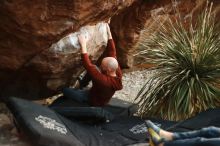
[{"x1": 101, "y1": 57, "x2": 119, "y2": 73}]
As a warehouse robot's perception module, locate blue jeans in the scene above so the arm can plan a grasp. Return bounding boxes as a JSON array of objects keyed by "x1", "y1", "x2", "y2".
[
  {"x1": 53, "y1": 88, "x2": 114, "y2": 120},
  {"x1": 62, "y1": 87, "x2": 89, "y2": 103},
  {"x1": 50, "y1": 106, "x2": 114, "y2": 121},
  {"x1": 164, "y1": 126, "x2": 220, "y2": 146}
]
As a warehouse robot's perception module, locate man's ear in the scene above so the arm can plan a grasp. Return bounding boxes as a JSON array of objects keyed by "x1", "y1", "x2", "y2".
[{"x1": 107, "y1": 66, "x2": 113, "y2": 72}]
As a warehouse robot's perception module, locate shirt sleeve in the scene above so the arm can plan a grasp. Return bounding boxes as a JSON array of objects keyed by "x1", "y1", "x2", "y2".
[
  {"x1": 106, "y1": 39, "x2": 116, "y2": 58},
  {"x1": 106, "y1": 39, "x2": 123, "y2": 78},
  {"x1": 81, "y1": 53, "x2": 112, "y2": 87}
]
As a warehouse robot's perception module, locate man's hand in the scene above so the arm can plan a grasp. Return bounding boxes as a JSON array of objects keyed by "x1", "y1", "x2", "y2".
[
  {"x1": 78, "y1": 34, "x2": 87, "y2": 54},
  {"x1": 106, "y1": 24, "x2": 112, "y2": 40}
]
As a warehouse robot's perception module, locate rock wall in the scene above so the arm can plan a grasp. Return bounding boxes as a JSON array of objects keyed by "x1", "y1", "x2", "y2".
[
  {"x1": 0, "y1": 0, "x2": 219, "y2": 100},
  {"x1": 0, "y1": 0, "x2": 137, "y2": 99},
  {"x1": 111, "y1": 0, "x2": 220, "y2": 67},
  {"x1": 110, "y1": 0, "x2": 171, "y2": 68}
]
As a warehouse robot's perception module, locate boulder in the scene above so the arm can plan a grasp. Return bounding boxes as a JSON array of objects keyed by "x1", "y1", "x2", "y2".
[
  {"x1": 0, "y1": 0, "x2": 137, "y2": 99},
  {"x1": 0, "y1": 0, "x2": 219, "y2": 99},
  {"x1": 111, "y1": 0, "x2": 220, "y2": 67}
]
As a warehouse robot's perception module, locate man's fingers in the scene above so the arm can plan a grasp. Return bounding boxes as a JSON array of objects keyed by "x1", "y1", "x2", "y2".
[
  {"x1": 78, "y1": 34, "x2": 85, "y2": 42},
  {"x1": 78, "y1": 33, "x2": 83, "y2": 39},
  {"x1": 107, "y1": 18, "x2": 111, "y2": 24},
  {"x1": 106, "y1": 24, "x2": 112, "y2": 39}
]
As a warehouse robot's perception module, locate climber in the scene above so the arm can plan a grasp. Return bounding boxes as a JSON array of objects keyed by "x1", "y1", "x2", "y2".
[{"x1": 62, "y1": 23, "x2": 123, "y2": 106}]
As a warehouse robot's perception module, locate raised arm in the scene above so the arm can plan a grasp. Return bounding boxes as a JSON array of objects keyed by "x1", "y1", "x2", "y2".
[
  {"x1": 90, "y1": 24, "x2": 117, "y2": 66},
  {"x1": 106, "y1": 24, "x2": 117, "y2": 58},
  {"x1": 78, "y1": 34, "x2": 111, "y2": 86}
]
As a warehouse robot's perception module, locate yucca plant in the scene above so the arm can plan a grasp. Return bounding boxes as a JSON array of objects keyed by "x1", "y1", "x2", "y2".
[{"x1": 135, "y1": 2, "x2": 220, "y2": 121}]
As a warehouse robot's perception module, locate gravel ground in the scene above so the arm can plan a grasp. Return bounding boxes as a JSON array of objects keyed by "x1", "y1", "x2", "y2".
[
  {"x1": 114, "y1": 69, "x2": 154, "y2": 102},
  {"x1": 0, "y1": 69, "x2": 153, "y2": 146}
]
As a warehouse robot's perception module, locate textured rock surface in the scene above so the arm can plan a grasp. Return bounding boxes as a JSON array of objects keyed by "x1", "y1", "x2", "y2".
[
  {"x1": 110, "y1": 0, "x2": 171, "y2": 68},
  {"x1": 0, "y1": 0, "x2": 219, "y2": 99},
  {"x1": 111, "y1": 0, "x2": 220, "y2": 68},
  {"x1": 0, "y1": 0, "x2": 137, "y2": 99}
]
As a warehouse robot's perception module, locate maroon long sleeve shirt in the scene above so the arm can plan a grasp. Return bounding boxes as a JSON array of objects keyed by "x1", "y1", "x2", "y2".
[{"x1": 81, "y1": 39, "x2": 123, "y2": 106}]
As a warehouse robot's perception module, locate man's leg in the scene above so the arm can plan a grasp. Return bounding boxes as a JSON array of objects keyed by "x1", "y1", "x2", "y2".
[
  {"x1": 62, "y1": 87, "x2": 89, "y2": 103},
  {"x1": 51, "y1": 106, "x2": 114, "y2": 120},
  {"x1": 172, "y1": 126, "x2": 220, "y2": 140},
  {"x1": 77, "y1": 72, "x2": 92, "y2": 89},
  {"x1": 146, "y1": 120, "x2": 220, "y2": 146},
  {"x1": 164, "y1": 137, "x2": 220, "y2": 146},
  {"x1": 78, "y1": 66, "x2": 101, "y2": 89}
]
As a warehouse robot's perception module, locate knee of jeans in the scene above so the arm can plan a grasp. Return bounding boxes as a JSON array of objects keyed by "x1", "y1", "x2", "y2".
[
  {"x1": 201, "y1": 126, "x2": 218, "y2": 135},
  {"x1": 207, "y1": 126, "x2": 218, "y2": 132},
  {"x1": 199, "y1": 137, "x2": 206, "y2": 142},
  {"x1": 62, "y1": 87, "x2": 72, "y2": 94},
  {"x1": 62, "y1": 87, "x2": 68, "y2": 93},
  {"x1": 201, "y1": 127, "x2": 209, "y2": 131}
]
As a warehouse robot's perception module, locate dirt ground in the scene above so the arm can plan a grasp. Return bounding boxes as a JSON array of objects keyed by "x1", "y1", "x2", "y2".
[{"x1": 0, "y1": 103, "x2": 30, "y2": 146}]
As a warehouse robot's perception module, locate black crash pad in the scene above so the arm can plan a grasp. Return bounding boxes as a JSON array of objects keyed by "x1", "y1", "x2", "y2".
[
  {"x1": 170, "y1": 108, "x2": 220, "y2": 132},
  {"x1": 6, "y1": 97, "x2": 220, "y2": 146},
  {"x1": 6, "y1": 97, "x2": 148, "y2": 146}
]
